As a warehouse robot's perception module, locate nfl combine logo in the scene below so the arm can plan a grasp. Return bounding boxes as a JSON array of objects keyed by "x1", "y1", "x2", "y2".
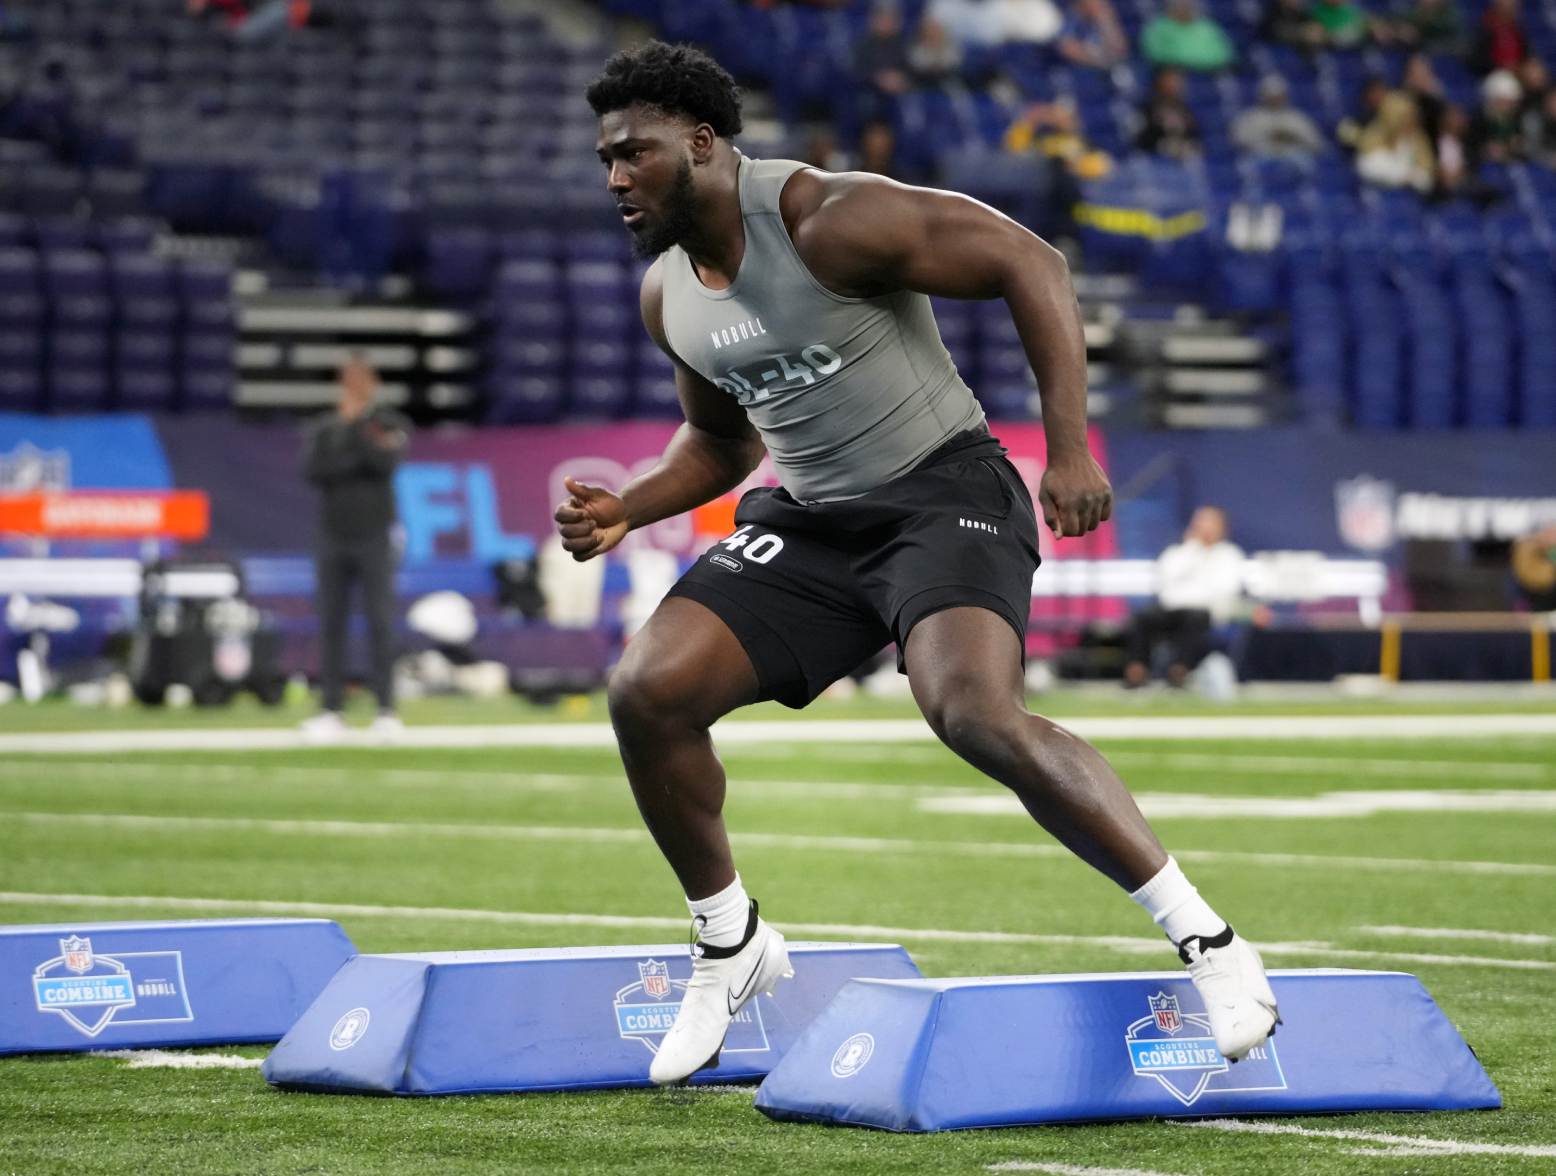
[
  {"x1": 1149, "y1": 992, "x2": 1182, "y2": 1034},
  {"x1": 639, "y1": 960, "x2": 670, "y2": 1000},
  {"x1": 61, "y1": 936, "x2": 94, "y2": 974}
]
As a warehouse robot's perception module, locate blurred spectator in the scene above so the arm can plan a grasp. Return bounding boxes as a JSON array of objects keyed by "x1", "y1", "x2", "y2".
[
  {"x1": 1056, "y1": 0, "x2": 1129, "y2": 71},
  {"x1": 300, "y1": 357, "x2": 410, "y2": 741},
  {"x1": 1468, "y1": 70, "x2": 1528, "y2": 164},
  {"x1": 800, "y1": 122, "x2": 851, "y2": 172},
  {"x1": 908, "y1": 17, "x2": 965, "y2": 86},
  {"x1": 1311, "y1": 0, "x2": 1368, "y2": 49},
  {"x1": 855, "y1": 2, "x2": 913, "y2": 114},
  {"x1": 1261, "y1": 0, "x2": 1326, "y2": 53},
  {"x1": 1355, "y1": 90, "x2": 1435, "y2": 190},
  {"x1": 1474, "y1": 0, "x2": 1528, "y2": 76},
  {"x1": 1137, "y1": 67, "x2": 1202, "y2": 157},
  {"x1": 1001, "y1": 0, "x2": 1065, "y2": 44},
  {"x1": 190, "y1": 0, "x2": 306, "y2": 42},
  {"x1": 1403, "y1": 53, "x2": 1447, "y2": 142},
  {"x1": 1512, "y1": 525, "x2": 1556, "y2": 610},
  {"x1": 1122, "y1": 506, "x2": 1246, "y2": 689},
  {"x1": 1518, "y1": 57, "x2": 1551, "y2": 117},
  {"x1": 189, "y1": 0, "x2": 250, "y2": 25},
  {"x1": 1526, "y1": 87, "x2": 1556, "y2": 168},
  {"x1": 1376, "y1": 0, "x2": 1463, "y2": 56},
  {"x1": 857, "y1": 118, "x2": 900, "y2": 176},
  {"x1": 1141, "y1": 0, "x2": 1235, "y2": 73},
  {"x1": 928, "y1": 0, "x2": 1063, "y2": 47},
  {"x1": 1004, "y1": 98, "x2": 1113, "y2": 177},
  {"x1": 1337, "y1": 75, "x2": 1389, "y2": 150},
  {"x1": 1435, "y1": 103, "x2": 1470, "y2": 194},
  {"x1": 927, "y1": 0, "x2": 1002, "y2": 48},
  {"x1": 1232, "y1": 75, "x2": 1326, "y2": 160}
]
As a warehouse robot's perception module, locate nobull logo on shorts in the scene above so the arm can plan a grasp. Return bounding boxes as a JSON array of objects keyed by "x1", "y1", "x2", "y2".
[
  {"x1": 614, "y1": 959, "x2": 772, "y2": 1057},
  {"x1": 1125, "y1": 991, "x2": 1286, "y2": 1106}
]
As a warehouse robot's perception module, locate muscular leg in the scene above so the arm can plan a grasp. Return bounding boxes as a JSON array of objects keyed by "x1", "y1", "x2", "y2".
[
  {"x1": 607, "y1": 596, "x2": 761, "y2": 899},
  {"x1": 905, "y1": 607, "x2": 1167, "y2": 891}
]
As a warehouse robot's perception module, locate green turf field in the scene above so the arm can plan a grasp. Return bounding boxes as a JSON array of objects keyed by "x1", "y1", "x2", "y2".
[{"x1": 1, "y1": 694, "x2": 1553, "y2": 1174}]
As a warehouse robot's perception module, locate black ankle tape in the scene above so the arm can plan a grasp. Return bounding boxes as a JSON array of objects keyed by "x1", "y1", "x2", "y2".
[
  {"x1": 1175, "y1": 923, "x2": 1234, "y2": 965},
  {"x1": 695, "y1": 900, "x2": 759, "y2": 960}
]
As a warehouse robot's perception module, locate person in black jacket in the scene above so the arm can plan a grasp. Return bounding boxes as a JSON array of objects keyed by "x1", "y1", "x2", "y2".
[{"x1": 300, "y1": 356, "x2": 410, "y2": 740}]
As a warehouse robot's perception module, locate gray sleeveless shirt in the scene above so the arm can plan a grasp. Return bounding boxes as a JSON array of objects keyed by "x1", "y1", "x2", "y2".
[{"x1": 660, "y1": 156, "x2": 985, "y2": 503}]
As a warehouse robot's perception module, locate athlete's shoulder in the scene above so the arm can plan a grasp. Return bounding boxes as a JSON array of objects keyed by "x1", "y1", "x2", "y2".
[
  {"x1": 777, "y1": 167, "x2": 906, "y2": 237},
  {"x1": 639, "y1": 256, "x2": 668, "y2": 344},
  {"x1": 781, "y1": 169, "x2": 923, "y2": 297}
]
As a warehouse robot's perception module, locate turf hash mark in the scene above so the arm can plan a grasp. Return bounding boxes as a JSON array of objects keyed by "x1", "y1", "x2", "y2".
[{"x1": 1176, "y1": 1118, "x2": 1556, "y2": 1159}]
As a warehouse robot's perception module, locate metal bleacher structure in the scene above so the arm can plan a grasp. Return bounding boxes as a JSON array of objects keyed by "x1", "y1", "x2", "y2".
[{"x1": 1, "y1": 0, "x2": 1552, "y2": 427}]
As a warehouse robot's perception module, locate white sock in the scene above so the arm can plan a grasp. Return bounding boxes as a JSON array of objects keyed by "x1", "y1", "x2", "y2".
[
  {"x1": 687, "y1": 874, "x2": 750, "y2": 950},
  {"x1": 1129, "y1": 857, "x2": 1225, "y2": 945}
]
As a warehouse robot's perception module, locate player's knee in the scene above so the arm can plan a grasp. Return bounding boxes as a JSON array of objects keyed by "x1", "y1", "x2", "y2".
[
  {"x1": 920, "y1": 673, "x2": 1018, "y2": 760},
  {"x1": 607, "y1": 657, "x2": 706, "y2": 737}
]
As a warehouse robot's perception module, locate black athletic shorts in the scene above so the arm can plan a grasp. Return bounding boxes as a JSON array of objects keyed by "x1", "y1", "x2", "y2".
[{"x1": 667, "y1": 428, "x2": 1042, "y2": 708}]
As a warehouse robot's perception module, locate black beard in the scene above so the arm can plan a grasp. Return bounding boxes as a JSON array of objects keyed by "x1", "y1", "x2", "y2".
[{"x1": 628, "y1": 159, "x2": 697, "y2": 259}]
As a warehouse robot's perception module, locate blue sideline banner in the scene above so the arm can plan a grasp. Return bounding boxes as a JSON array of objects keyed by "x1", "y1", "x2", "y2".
[
  {"x1": 1108, "y1": 428, "x2": 1556, "y2": 557},
  {"x1": 755, "y1": 969, "x2": 1501, "y2": 1131},
  {"x1": 262, "y1": 942, "x2": 921, "y2": 1094},
  {"x1": 2, "y1": 919, "x2": 357, "y2": 1054}
]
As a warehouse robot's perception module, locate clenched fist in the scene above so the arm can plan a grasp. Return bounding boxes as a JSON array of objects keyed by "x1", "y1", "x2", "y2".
[
  {"x1": 1038, "y1": 449, "x2": 1113, "y2": 538},
  {"x1": 553, "y1": 477, "x2": 630, "y2": 562}
]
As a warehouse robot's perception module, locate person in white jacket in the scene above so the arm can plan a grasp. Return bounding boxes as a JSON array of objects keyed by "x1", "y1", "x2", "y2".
[{"x1": 1124, "y1": 505, "x2": 1246, "y2": 687}]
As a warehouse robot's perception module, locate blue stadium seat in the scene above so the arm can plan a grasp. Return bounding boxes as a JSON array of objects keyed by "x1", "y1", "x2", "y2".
[
  {"x1": 42, "y1": 249, "x2": 112, "y2": 327},
  {"x1": 486, "y1": 373, "x2": 565, "y2": 423},
  {"x1": 0, "y1": 248, "x2": 44, "y2": 326},
  {"x1": 180, "y1": 365, "x2": 235, "y2": 411},
  {"x1": 110, "y1": 253, "x2": 180, "y2": 328},
  {"x1": 116, "y1": 367, "x2": 178, "y2": 411},
  {"x1": 46, "y1": 363, "x2": 113, "y2": 412}
]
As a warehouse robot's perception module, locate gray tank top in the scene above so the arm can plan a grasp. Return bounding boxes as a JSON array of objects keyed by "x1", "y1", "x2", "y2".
[{"x1": 660, "y1": 156, "x2": 985, "y2": 503}]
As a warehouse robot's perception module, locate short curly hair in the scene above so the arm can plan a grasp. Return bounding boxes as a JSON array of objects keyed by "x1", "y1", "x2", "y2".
[{"x1": 585, "y1": 40, "x2": 743, "y2": 137}]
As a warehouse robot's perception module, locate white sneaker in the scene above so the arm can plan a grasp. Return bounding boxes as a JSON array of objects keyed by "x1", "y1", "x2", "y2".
[
  {"x1": 369, "y1": 712, "x2": 404, "y2": 743},
  {"x1": 1178, "y1": 925, "x2": 1280, "y2": 1061},
  {"x1": 649, "y1": 903, "x2": 793, "y2": 1086},
  {"x1": 299, "y1": 711, "x2": 348, "y2": 744}
]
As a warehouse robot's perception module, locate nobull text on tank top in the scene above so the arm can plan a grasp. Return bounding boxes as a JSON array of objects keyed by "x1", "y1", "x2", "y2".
[{"x1": 660, "y1": 156, "x2": 986, "y2": 503}]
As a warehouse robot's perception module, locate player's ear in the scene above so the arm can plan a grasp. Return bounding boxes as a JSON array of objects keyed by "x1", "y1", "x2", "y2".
[{"x1": 689, "y1": 123, "x2": 716, "y2": 165}]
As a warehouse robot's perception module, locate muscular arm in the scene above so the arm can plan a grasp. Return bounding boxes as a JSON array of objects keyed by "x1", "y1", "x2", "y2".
[
  {"x1": 785, "y1": 170, "x2": 1108, "y2": 534},
  {"x1": 554, "y1": 263, "x2": 764, "y2": 560},
  {"x1": 620, "y1": 263, "x2": 765, "y2": 530}
]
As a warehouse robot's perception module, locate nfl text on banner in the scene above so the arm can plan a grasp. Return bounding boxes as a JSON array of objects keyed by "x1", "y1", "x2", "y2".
[
  {"x1": 261, "y1": 943, "x2": 920, "y2": 1094},
  {"x1": 754, "y1": 969, "x2": 1501, "y2": 1131},
  {"x1": 3, "y1": 920, "x2": 357, "y2": 1054}
]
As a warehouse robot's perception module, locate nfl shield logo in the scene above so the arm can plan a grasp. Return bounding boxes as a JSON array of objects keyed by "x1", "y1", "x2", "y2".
[
  {"x1": 1335, "y1": 475, "x2": 1397, "y2": 552},
  {"x1": 60, "y1": 936, "x2": 94, "y2": 975},
  {"x1": 639, "y1": 960, "x2": 671, "y2": 1000},
  {"x1": 1148, "y1": 991, "x2": 1183, "y2": 1034}
]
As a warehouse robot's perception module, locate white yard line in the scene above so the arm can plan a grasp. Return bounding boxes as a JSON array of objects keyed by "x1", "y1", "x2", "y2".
[
  {"x1": 2, "y1": 713, "x2": 1555, "y2": 755},
  {"x1": 5, "y1": 809, "x2": 1073, "y2": 859},
  {"x1": 99, "y1": 1049, "x2": 262, "y2": 1071},
  {"x1": 1175, "y1": 1118, "x2": 1556, "y2": 1159},
  {"x1": 1357, "y1": 925, "x2": 1556, "y2": 947},
  {"x1": 1102, "y1": 752, "x2": 1550, "y2": 781},
  {"x1": 920, "y1": 789, "x2": 1556, "y2": 819},
  {"x1": 1176, "y1": 850, "x2": 1555, "y2": 878},
  {"x1": 735, "y1": 744, "x2": 1555, "y2": 782},
  {"x1": 988, "y1": 1165, "x2": 1187, "y2": 1176},
  {"x1": 13, "y1": 812, "x2": 1556, "y2": 881},
  {"x1": 0, "y1": 890, "x2": 1548, "y2": 972},
  {"x1": 0, "y1": 759, "x2": 961, "y2": 802}
]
